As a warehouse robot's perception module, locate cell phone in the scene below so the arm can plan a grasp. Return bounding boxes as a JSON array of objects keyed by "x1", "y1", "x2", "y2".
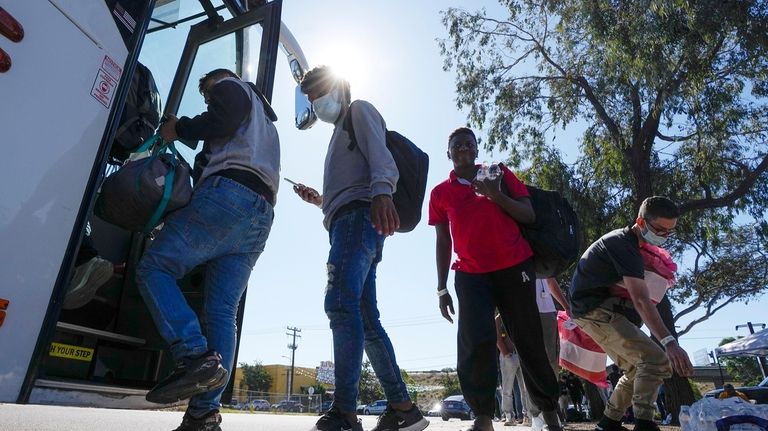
[{"x1": 283, "y1": 177, "x2": 299, "y2": 186}]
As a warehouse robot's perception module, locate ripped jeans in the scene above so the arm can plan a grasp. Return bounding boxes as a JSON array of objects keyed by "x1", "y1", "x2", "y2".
[{"x1": 324, "y1": 206, "x2": 410, "y2": 412}]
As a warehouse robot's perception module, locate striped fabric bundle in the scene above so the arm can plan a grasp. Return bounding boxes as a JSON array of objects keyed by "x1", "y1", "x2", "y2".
[{"x1": 557, "y1": 311, "x2": 609, "y2": 388}]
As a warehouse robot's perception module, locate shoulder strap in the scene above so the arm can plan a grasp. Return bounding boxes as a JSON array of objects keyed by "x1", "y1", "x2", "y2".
[
  {"x1": 143, "y1": 142, "x2": 179, "y2": 233},
  {"x1": 343, "y1": 102, "x2": 359, "y2": 151}
]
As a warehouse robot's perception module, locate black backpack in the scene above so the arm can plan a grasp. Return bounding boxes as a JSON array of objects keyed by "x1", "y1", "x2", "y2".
[
  {"x1": 343, "y1": 102, "x2": 429, "y2": 233},
  {"x1": 520, "y1": 186, "x2": 581, "y2": 278},
  {"x1": 110, "y1": 62, "x2": 162, "y2": 163}
]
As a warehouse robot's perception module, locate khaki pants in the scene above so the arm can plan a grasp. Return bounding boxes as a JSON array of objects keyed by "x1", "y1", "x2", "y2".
[{"x1": 573, "y1": 306, "x2": 672, "y2": 421}]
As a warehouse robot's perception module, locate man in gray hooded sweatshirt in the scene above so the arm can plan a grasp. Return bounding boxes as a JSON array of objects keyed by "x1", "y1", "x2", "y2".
[
  {"x1": 137, "y1": 68, "x2": 279, "y2": 431},
  {"x1": 293, "y1": 66, "x2": 428, "y2": 431}
]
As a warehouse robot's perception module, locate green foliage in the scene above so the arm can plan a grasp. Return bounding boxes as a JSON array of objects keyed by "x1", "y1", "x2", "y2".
[
  {"x1": 439, "y1": 0, "x2": 768, "y2": 334},
  {"x1": 307, "y1": 383, "x2": 326, "y2": 395},
  {"x1": 689, "y1": 378, "x2": 703, "y2": 400},
  {"x1": 238, "y1": 361, "x2": 272, "y2": 392},
  {"x1": 400, "y1": 369, "x2": 420, "y2": 403},
  {"x1": 718, "y1": 337, "x2": 764, "y2": 386},
  {"x1": 439, "y1": 369, "x2": 462, "y2": 399},
  {"x1": 358, "y1": 360, "x2": 384, "y2": 404}
]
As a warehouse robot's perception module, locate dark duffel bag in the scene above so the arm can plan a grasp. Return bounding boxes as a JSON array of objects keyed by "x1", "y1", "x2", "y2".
[{"x1": 95, "y1": 135, "x2": 192, "y2": 233}]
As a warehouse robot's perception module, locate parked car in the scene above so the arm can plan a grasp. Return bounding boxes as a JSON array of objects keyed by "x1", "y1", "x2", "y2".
[
  {"x1": 704, "y1": 377, "x2": 768, "y2": 404},
  {"x1": 272, "y1": 399, "x2": 306, "y2": 413},
  {"x1": 426, "y1": 402, "x2": 442, "y2": 417},
  {"x1": 363, "y1": 399, "x2": 388, "y2": 415},
  {"x1": 356, "y1": 404, "x2": 367, "y2": 414},
  {"x1": 441, "y1": 395, "x2": 474, "y2": 421},
  {"x1": 241, "y1": 399, "x2": 271, "y2": 411},
  {"x1": 316, "y1": 400, "x2": 334, "y2": 415}
]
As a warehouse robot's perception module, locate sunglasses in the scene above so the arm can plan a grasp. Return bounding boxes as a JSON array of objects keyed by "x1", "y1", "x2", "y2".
[{"x1": 645, "y1": 219, "x2": 675, "y2": 237}]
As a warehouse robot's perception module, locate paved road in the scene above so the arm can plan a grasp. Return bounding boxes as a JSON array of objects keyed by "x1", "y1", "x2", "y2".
[{"x1": 0, "y1": 404, "x2": 531, "y2": 431}]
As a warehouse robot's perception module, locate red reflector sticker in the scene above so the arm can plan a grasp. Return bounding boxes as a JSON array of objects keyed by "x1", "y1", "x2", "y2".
[
  {"x1": 0, "y1": 46, "x2": 10, "y2": 73},
  {"x1": 0, "y1": 7, "x2": 24, "y2": 43}
]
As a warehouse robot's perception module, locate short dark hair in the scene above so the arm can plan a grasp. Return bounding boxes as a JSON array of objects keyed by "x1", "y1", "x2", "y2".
[
  {"x1": 300, "y1": 65, "x2": 351, "y2": 105},
  {"x1": 199, "y1": 68, "x2": 239, "y2": 93},
  {"x1": 723, "y1": 383, "x2": 735, "y2": 390},
  {"x1": 638, "y1": 196, "x2": 679, "y2": 221},
  {"x1": 448, "y1": 127, "x2": 477, "y2": 146}
]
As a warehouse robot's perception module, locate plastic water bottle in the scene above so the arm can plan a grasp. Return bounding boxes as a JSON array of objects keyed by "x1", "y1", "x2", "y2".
[
  {"x1": 475, "y1": 162, "x2": 489, "y2": 182},
  {"x1": 487, "y1": 163, "x2": 501, "y2": 180},
  {"x1": 679, "y1": 405, "x2": 691, "y2": 431}
]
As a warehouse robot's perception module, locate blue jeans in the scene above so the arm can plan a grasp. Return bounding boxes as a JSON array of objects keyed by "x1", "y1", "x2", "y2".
[
  {"x1": 136, "y1": 176, "x2": 273, "y2": 416},
  {"x1": 324, "y1": 206, "x2": 410, "y2": 412}
]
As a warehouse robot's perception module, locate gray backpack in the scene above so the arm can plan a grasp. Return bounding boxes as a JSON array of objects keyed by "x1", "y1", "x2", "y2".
[{"x1": 95, "y1": 135, "x2": 192, "y2": 233}]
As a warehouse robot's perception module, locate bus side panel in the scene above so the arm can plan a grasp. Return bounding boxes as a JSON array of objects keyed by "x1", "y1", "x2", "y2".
[{"x1": 0, "y1": 1, "x2": 129, "y2": 403}]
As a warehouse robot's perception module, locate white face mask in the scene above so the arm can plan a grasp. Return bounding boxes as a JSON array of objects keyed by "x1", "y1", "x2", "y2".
[
  {"x1": 641, "y1": 224, "x2": 667, "y2": 246},
  {"x1": 313, "y1": 90, "x2": 342, "y2": 123}
]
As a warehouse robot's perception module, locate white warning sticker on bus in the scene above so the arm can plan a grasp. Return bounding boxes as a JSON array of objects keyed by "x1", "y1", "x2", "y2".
[
  {"x1": 91, "y1": 67, "x2": 117, "y2": 108},
  {"x1": 49, "y1": 342, "x2": 94, "y2": 362},
  {"x1": 101, "y1": 55, "x2": 123, "y2": 81}
]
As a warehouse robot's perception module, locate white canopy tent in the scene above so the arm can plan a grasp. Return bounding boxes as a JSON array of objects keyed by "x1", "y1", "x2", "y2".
[{"x1": 716, "y1": 328, "x2": 768, "y2": 357}]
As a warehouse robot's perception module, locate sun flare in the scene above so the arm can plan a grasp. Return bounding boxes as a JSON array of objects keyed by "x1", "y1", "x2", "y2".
[{"x1": 311, "y1": 43, "x2": 370, "y2": 92}]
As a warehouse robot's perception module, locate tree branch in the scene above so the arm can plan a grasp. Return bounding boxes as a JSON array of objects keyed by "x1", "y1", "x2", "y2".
[
  {"x1": 677, "y1": 295, "x2": 738, "y2": 337},
  {"x1": 679, "y1": 153, "x2": 768, "y2": 213},
  {"x1": 656, "y1": 131, "x2": 697, "y2": 142}
]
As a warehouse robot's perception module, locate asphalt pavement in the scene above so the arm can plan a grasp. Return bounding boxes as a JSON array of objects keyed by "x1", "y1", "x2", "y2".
[{"x1": 0, "y1": 404, "x2": 533, "y2": 431}]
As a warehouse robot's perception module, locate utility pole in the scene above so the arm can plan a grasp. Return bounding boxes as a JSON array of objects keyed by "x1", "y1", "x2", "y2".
[
  {"x1": 709, "y1": 350, "x2": 725, "y2": 388},
  {"x1": 286, "y1": 326, "x2": 301, "y2": 398},
  {"x1": 735, "y1": 322, "x2": 767, "y2": 378}
]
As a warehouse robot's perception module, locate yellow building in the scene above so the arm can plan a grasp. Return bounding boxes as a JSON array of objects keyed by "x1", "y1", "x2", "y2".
[
  {"x1": 264, "y1": 364, "x2": 318, "y2": 394},
  {"x1": 233, "y1": 364, "x2": 326, "y2": 395}
]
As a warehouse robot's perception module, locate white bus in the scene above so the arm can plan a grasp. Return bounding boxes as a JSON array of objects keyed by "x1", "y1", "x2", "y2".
[{"x1": 0, "y1": 0, "x2": 314, "y2": 408}]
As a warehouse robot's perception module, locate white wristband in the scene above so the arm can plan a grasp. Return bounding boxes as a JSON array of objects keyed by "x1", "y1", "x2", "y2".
[
  {"x1": 660, "y1": 335, "x2": 676, "y2": 347},
  {"x1": 437, "y1": 289, "x2": 449, "y2": 297}
]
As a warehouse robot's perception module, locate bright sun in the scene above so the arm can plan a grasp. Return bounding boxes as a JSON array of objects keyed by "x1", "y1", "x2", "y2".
[{"x1": 312, "y1": 43, "x2": 370, "y2": 92}]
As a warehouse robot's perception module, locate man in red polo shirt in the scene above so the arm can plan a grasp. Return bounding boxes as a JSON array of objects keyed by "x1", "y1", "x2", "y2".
[{"x1": 429, "y1": 127, "x2": 562, "y2": 431}]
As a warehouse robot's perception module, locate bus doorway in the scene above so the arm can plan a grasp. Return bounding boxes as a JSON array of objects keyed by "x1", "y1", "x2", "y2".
[{"x1": 5, "y1": 0, "x2": 293, "y2": 409}]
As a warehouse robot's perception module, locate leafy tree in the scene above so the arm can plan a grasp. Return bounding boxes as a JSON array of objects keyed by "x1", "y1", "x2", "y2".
[
  {"x1": 307, "y1": 383, "x2": 326, "y2": 395},
  {"x1": 439, "y1": 368, "x2": 462, "y2": 399},
  {"x1": 358, "y1": 360, "x2": 384, "y2": 404},
  {"x1": 719, "y1": 337, "x2": 764, "y2": 386},
  {"x1": 440, "y1": 0, "x2": 768, "y2": 424},
  {"x1": 238, "y1": 361, "x2": 272, "y2": 393}
]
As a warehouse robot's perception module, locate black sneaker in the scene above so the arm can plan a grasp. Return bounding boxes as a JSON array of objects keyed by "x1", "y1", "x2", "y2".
[
  {"x1": 633, "y1": 419, "x2": 661, "y2": 431},
  {"x1": 173, "y1": 410, "x2": 222, "y2": 431},
  {"x1": 310, "y1": 406, "x2": 363, "y2": 431},
  {"x1": 146, "y1": 350, "x2": 228, "y2": 404},
  {"x1": 595, "y1": 416, "x2": 631, "y2": 431},
  {"x1": 371, "y1": 404, "x2": 429, "y2": 431}
]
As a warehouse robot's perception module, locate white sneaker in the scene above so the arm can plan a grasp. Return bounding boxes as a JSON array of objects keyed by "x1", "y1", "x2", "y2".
[
  {"x1": 63, "y1": 257, "x2": 113, "y2": 309},
  {"x1": 531, "y1": 413, "x2": 545, "y2": 431}
]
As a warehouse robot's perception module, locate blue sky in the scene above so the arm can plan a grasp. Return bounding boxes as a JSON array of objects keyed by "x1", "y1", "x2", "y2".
[{"x1": 141, "y1": 0, "x2": 766, "y2": 373}]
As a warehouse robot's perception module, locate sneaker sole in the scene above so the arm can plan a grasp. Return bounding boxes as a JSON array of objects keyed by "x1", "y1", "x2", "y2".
[
  {"x1": 398, "y1": 418, "x2": 429, "y2": 431},
  {"x1": 146, "y1": 368, "x2": 228, "y2": 404},
  {"x1": 309, "y1": 426, "x2": 356, "y2": 431},
  {"x1": 64, "y1": 260, "x2": 113, "y2": 309}
]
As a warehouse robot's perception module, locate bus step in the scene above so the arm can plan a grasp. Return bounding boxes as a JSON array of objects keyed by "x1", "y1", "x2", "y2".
[{"x1": 56, "y1": 322, "x2": 146, "y2": 346}]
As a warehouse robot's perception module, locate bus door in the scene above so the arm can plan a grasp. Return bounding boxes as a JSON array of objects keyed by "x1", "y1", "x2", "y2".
[
  {"x1": 0, "y1": 0, "x2": 155, "y2": 404},
  {"x1": 19, "y1": 0, "x2": 284, "y2": 408}
]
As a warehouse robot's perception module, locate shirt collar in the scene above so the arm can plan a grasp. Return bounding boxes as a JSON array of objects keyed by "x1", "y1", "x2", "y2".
[{"x1": 449, "y1": 168, "x2": 475, "y2": 186}]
